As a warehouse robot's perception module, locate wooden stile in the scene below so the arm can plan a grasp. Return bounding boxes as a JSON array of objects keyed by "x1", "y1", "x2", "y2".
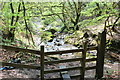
[
  {"x1": 80, "y1": 41, "x2": 88, "y2": 80},
  {"x1": 40, "y1": 46, "x2": 44, "y2": 80},
  {"x1": 59, "y1": 65, "x2": 71, "y2": 80},
  {"x1": 0, "y1": 33, "x2": 105, "y2": 80},
  {"x1": 96, "y1": 30, "x2": 106, "y2": 79}
]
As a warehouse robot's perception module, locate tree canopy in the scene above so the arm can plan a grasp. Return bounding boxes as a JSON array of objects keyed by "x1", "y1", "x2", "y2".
[{"x1": 0, "y1": 1, "x2": 120, "y2": 46}]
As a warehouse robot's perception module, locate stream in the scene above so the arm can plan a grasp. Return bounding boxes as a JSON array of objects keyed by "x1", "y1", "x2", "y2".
[
  {"x1": 32, "y1": 17, "x2": 78, "y2": 52},
  {"x1": 31, "y1": 17, "x2": 97, "y2": 58},
  {"x1": 1, "y1": 18, "x2": 119, "y2": 79}
]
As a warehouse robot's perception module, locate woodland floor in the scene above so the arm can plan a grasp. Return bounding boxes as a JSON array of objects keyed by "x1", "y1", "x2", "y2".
[{"x1": 0, "y1": 48, "x2": 120, "y2": 80}]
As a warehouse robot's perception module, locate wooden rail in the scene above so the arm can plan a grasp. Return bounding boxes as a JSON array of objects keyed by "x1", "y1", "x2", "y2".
[
  {"x1": 45, "y1": 66, "x2": 96, "y2": 80},
  {"x1": 0, "y1": 44, "x2": 98, "y2": 80},
  {"x1": 44, "y1": 58, "x2": 97, "y2": 64},
  {"x1": 44, "y1": 46, "x2": 97, "y2": 55},
  {"x1": 1, "y1": 62, "x2": 40, "y2": 70},
  {"x1": 85, "y1": 66, "x2": 96, "y2": 70},
  {"x1": 0, "y1": 45, "x2": 41, "y2": 55},
  {"x1": 1, "y1": 31, "x2": 106, "y2": 80},
  {"x1": 44, "y1": 66, "x2": 82, "y2": 74},
  {"x1": 44, "y1": 66, "x2": 96, "y2": 74},
  {"x1": 46, "y1": 74, "x2": 81, "y2": 80},
  {"x1": 86, "y1": 58, "x2": 97, "y2": 62},
  {"x1": 45, "y1": 58, "x2": 82, "y2": 64},
  {"x1": 0, "y1": 45, "x2": 97, "y2": 55}
]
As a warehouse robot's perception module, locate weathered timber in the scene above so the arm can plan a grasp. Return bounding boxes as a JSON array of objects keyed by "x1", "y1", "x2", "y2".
[
  {"x1": 80, "y1": 41, "x2": 87, "y2": 80},
  {"x1": 44, "y1": 49, "x2": 83, "y2": 55},
  {"x1": 1, "y1": 62, "x2": 40, "y2": 70},
  {"x1": 44, "y1": 65, "x2": 96, "y2": 75},
  {"x1": 96, "y1": 30, "x2": 106, "y2": 79},
  {"x1": 70, "y1": 74, "x2": 81, "y2": 79},
  {"x1": 44, "y1": 66, "x2": 82, "y2": 74},
  {"x1": 44, "y1": 46, "x2": 97, "y2": 55},
  {"x1": 59, "y1": 66, "x2": 71, "y2": 80},
  {"x1": 86, "y1": 58, "x2": 97, "y2": 62},
  {"x1": 0, "y1": 43, "x2": 100, "y2": 80},
  {"x1": 45, "y1": 58, "x2": 97, "y2": 64},
  {"x1": 0, "y1": 45, "x2": 41, "y2": 55},
  {"x1": 0, "y1": 45, "x2": 97, "y2": 56},
  {"x1": 45, "y1": 58, "x2": 82, "y2": 64},
  {"x1": 40, "y1": 46, "x2": 45, "y2": 80},
  {"x1": 85, "y1": 66, "x2": 96, "y2": 70},
  {"x1": 87, "y1": 46, "x2": 98, "y2": 50},
  {"x1": 108, "y1": 52, "x2": 120, "y2": 61},
  {"x1": 45, "y1": 74, "x2": 81, "y2": 80}
]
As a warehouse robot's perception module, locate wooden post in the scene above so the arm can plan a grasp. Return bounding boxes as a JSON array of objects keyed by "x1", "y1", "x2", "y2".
[
  {"x1": 96, "y1": 30, "x2": 106, "y2": 79},
  {"x1": 81, "y1": 40, "x2": 87, "y2": 80},
  {"x1": 40, "y1": 45, "x2": 44, "y2": 80}
]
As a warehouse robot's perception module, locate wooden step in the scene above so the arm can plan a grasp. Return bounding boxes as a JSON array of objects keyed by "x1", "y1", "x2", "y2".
[{"x1": 59, "y1": 65, "x2": 71, "y2": 80}]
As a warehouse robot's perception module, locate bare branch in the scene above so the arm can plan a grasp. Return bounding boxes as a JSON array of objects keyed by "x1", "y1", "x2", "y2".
[{"x1": 22, "y1": 1, "x2": 35, "y2": 47}]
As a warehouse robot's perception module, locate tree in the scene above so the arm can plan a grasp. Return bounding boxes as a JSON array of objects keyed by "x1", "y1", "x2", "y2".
[{"x1": 37, "y1": 1, "x2": 83, "y2": 33}]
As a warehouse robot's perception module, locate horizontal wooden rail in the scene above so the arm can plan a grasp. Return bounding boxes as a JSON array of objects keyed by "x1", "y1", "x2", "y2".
[
  {"x1": 87, "y1": 46, "x2": 98, "y2": 50},
  {"x1": 85, "y1": 66, "x2": 96, "y2": 70},
  {"x1": 0, "y1": 45, "x2": 41, "y2": 55},
  {"x1": 46, "y1": 74, "x2": 81, "y2": 80},
  {"x1": 70, "y1": 74, "x2": 81, "y2": 79},
  {"x1": 45, "y1": 58, "x2": 82, "y2": 64},
  {"x1": 1, "y1": 62, "x2": 41, "y2": 70},
  {"x1": 46, "y1": 78, "x2": 62, "y2": 80},
  {"x1": 44, "y1": 66, "x2": 82, "y2": 74},
  {"x1": 0, "y1": 45, "x2": 97, "y2": 56},
  {"x1": 44, "y1": 46, "x2": 97, "y2": 55},
  {"x1": 86, "y1": 58, "x2": 97, "y2": 62},
  {"x1": 44, "y1": 66, "x2": 96, "y2": 74},
  {"x1": 1, "y1": 45, "x2": 97, "y2": 79},
  {"x1": 44, "y1": 49, "x2": 83, "y2": 55},
  {"x1": 45, "y1": 58, "x2": 97, "y2": 64}
]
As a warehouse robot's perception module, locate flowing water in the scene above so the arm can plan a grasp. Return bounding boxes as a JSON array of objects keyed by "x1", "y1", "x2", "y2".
[
  {"x1": 32, "y1": 18, "x2": 78, "y2": 57},
  {"x1": 31, "y1": 17, "x2": 97, "y2": 58}
]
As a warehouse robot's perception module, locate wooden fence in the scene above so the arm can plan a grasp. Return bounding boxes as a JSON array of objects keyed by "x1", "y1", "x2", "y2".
[{"x1": 0, "y1": 30, "x2": 106, "y2": 80}]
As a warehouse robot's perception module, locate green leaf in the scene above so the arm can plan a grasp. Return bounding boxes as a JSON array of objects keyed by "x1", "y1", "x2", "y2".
[{"x1": 9, "y1": 26, "x2": 16, "y2": 28}]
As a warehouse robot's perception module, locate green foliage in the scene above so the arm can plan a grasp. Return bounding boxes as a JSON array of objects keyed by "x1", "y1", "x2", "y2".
[
  {"x1": 79, "y1": 2, "x2": 119, "y2": 29},
  {"x1": 64, "y1": 31, "x2": 84, "y2": 45},
  {"x1": 1, "y1": 1, "x2": 119, "y2": 47},
  {"x1": 40, "y1": 31, "x2": 52, "y2": 41},
  {"x1": 8, "y1": 26, "x2": 16, "y2": 28}
]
